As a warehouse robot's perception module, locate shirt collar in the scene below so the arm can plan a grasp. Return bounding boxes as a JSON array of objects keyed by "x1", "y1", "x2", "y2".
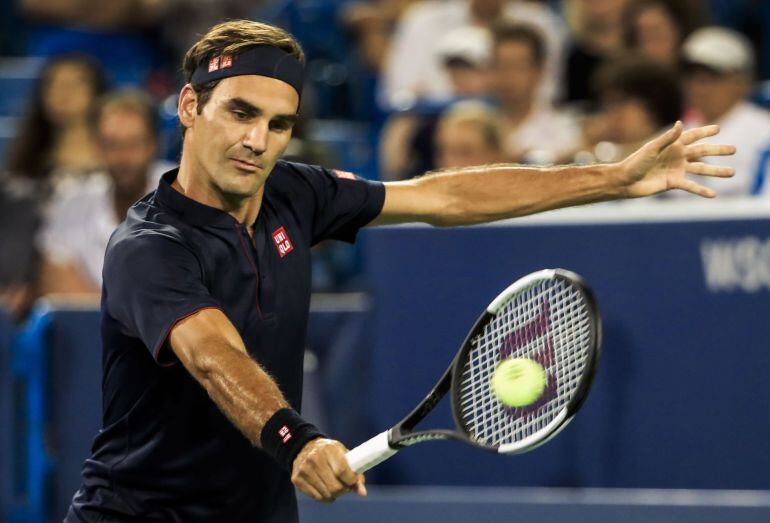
[{"x1": 155, "y1": 168, "x2": 242, "y2": 229}]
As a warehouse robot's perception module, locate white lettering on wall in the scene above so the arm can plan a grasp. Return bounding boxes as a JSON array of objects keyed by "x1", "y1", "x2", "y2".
[{"x1": 701, "y1": 236, "x2": 770, "y2": 292}]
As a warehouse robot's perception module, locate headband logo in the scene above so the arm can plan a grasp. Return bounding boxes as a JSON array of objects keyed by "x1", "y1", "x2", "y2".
[
  {"x1": 220, "y1": 55, "x2": 233, "y2": 69},
  {"x1": 208, "y1": 56, "x2": 220, "y2": 72}
]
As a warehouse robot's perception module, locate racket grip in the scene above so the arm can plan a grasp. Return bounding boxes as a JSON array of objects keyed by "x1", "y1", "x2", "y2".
[{"x1": 345, "y1": 430, "x2": 397, "y2": 473}]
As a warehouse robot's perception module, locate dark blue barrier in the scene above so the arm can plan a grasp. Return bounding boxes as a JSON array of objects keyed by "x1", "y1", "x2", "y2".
[
  {"x1": 298, "y1": 486, "x2": 770, "y2": 522},
  {"x1": 9, "y1": 307, "x2": 53, "y2": 523},
  {"x1": 361, "y1": 205, "x2": 770, "y2": 489},
  {"x1": 0, "y1": 309, "x2": 12, "y2": 522}
]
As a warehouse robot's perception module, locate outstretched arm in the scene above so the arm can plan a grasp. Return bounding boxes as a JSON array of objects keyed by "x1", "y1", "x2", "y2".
[
  {"x1": 371, "y1": 123, "x2": 735, "y2": 227},
  {"x1": 169, "y1": 308, "x2": 365, "y2": 502}
]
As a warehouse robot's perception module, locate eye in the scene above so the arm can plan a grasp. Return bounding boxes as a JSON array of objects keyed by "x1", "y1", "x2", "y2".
[
  {"x1": 269, "y1": 120, "x2": 292, "y2": 133},
  {"x1": 232, "y1": 110, "x2": 250, "y2": 121}
]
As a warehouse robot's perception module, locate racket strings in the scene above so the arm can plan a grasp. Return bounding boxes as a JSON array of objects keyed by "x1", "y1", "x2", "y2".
[{"x1": 457, "y1": 279, "x2": 593, "y2": 448}]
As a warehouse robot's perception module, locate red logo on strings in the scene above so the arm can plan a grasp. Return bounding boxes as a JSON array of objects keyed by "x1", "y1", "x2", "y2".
[
  {"x1": 499, "y1": 300, "x2": 557, "y2": 415},
  {"x1": 272, "y1": 227, "x2": 294, "y2": 258}
]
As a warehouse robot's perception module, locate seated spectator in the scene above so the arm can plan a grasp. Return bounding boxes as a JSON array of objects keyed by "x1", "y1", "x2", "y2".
[
  {"x1": 575, "y1": 55, "x2": 683, "y2": 162},
  {"x1": 491, "y1": 21, "x2": 581, "y2": 164},
  {"x1": 382, "y1": 0, "x2": 566, "y2": 108},
  {"x1": 682, "y1": 27, "x2": 770, "y2": 196},
  {"x1": 621, "y1": 0, "x2": 705, "y2": 68},
  {"x1": 0, "y1": 174, "x2": 41, "y2": 322},
  {"x1": 5, "y1": 53, "x2": 107, "y2": 197},
  {"x1": 341, "y1": 0, "x2": 420, "y2": 74},
  {"x1": 435, "y1": 101, "x2": 505, "y2": 169},
  {"x1": 379, "y1": 26, "x2": 494, "y2": 180},
  {"x1": 438, "y1": 26, "x2": 493, "y2": 98},
  {"x1": 563, "y1": 0, "x2": 628, "y2": 105},
  {"x1": 38, "y1": 90, "x2": 173, "y2": 295}
]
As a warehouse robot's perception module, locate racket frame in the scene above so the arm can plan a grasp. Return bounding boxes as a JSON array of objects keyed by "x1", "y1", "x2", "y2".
[{"x1": 345, "y1": 268, "x2": 601, "y2": 472}]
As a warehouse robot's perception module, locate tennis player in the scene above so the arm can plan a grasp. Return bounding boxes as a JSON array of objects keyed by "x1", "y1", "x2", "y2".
[{"x1": 65, "y1": 19, "x2": 735, "y2": 523}]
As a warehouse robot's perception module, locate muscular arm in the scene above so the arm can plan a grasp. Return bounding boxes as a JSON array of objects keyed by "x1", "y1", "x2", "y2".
[
  {"x1": 372, "y1": 162, "x2": 621, "y2": 227},
  {"x1": 168, "y1": 308, "x2": 365, "y2": 501},
  {"x1": 371, "y1": 123, "x2": 736, "y2": 227},
  {"x1": 168, "y1": 308, "x2": 287, "y2": 445}
]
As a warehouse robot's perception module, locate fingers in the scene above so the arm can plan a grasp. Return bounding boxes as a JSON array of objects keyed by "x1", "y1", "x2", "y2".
[
  {"x1": 687, "y1": 162, "x2": 735, "y2": 177},
  {"x1": 672, "y1": 178, "x2": 717, "y2": 198},
  {"x1": 680, "y1": 124, "x2": 720, "y2": 145},
  {"x1": 354, "y1": 474, "x2": 367, "y2": 497},
  {"x1": 293, "y1": 476, "x2": 327, "y2": 503},
  {"x1": 686, "y1": 143, "x2": 736, "y2": 160},
  {"x1": 291, "y1": 438, "x2": 365, "y2": 503},
  {"x1": 650, "y1": 120, "x2": 683, "y2": 153}
]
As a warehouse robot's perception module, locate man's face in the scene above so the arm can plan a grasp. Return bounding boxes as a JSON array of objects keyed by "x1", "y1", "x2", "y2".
[
  {"x1": 685, "y1": 66, "x2": 748, "y2": 122},
  {"x1": 492, "y1": 40, "x2": 542, "y2": 108},
  {"x1": 435, "y1": 120, "x2": 501, "y2": 169},
  {"x1": 183, "y1": 75, "x2": 298, "y2": 199},
  {"x1": 43, "y1": 62, "x2": 97, "y2": 125},
  {"x1": 98, "y1": 109, "x2": 157, "y2": 192},
  {"x1": 634, "y1": 4, "x2": 680, "y2": 65}
]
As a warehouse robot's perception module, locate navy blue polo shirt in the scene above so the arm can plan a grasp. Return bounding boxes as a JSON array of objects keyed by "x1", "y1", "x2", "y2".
[{"x1": 66, "y1": 161, "x2": 384, "y2": 522}]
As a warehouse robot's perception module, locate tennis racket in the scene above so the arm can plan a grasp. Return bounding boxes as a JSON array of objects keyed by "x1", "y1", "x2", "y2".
[{"x1": 344, "y1": 268, "x2": 601, "y2": 473}]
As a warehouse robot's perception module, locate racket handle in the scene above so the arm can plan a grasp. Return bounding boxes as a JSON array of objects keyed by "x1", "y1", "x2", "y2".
[{"x1": 345, "y1": 430, "x2": 398, "y2": 473}]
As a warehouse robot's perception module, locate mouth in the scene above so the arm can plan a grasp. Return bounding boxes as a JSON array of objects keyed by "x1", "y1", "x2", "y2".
[{"x1": 230, "y1": 158, "x2": 261, "y2": 172}]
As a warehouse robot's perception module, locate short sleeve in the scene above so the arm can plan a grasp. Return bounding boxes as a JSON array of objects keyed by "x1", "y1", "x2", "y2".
[
  {"x1": 103, "y1": 233, "x2": 221, "y2": 363},
  {"x1": 282, "y1": 162, "x2": 385, "y2": 245}
]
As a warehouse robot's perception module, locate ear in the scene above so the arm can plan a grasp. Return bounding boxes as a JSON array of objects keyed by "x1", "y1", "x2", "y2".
[{"x1": 178, "y1": 84, "x2": 198, "y2": 130}]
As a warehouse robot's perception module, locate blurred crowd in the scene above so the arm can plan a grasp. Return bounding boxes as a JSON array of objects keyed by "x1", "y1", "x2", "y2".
[{"x1": 1, "y1": 0, "x2": 770, "y2": 321}]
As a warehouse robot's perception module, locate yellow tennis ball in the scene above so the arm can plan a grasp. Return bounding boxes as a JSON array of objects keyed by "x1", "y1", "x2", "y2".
[{"x1": 491, "y1": 358, "x2": 547, "y2": 407}]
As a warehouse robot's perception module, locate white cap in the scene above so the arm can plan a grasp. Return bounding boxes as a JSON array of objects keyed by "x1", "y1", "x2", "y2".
[
  {"x1": 682, "y1": 26, "x2": 755, "y2": 74},
  {"x1": 438, "y1": 26, "x2": 492, "y2": 68}
]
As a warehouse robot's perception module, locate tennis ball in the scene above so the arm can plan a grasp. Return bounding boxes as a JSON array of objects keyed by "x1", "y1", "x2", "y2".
[{"x1": 491, "y1": 358, "x2": 547, "y2": 407}]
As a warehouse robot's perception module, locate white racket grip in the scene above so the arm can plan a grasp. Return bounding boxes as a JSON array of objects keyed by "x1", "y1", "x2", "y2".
[{"x1": 345, "y1": 430, "x2": 398, "y2": 473}]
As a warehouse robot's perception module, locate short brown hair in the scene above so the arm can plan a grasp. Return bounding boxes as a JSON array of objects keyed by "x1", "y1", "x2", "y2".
[
  {"x1": 593, "y1": 54, "x2": 683, "y2": 128},
  {"x1": 95, "y1": 89, "x2": 158, "y2": 137},
  {"x1": 491, "y1": 21, "x2": 546, "y2": 67},
  {"x1": 182, "y1": 20, "x2": 305, "y2": 114}
]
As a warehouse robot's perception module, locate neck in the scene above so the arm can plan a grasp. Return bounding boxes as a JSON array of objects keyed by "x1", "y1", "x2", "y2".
[{"x1": 176, "y1": 149, "x2": 264, "y2": 226}]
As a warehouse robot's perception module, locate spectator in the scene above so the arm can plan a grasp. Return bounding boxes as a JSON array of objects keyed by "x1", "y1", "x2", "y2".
[
  {"x1": 621, "y1": 0, "x2": 706, "y2": 67},
  {"x1": 379, "y1": 26, "x2": 495, "y2": 180},
  {"x1": 38, "y1": 90, "x2": 173, "y2": 295},
  {"x1": 5, "y1": 53, "x2": 107, "y2": 196},
  {"x1": 563, "y1": 0, "x2": 629, "y2": 105},
  {"x1": 435, "y1": 101, "x2": 504, "y2": 169},
  {"x1": 577, "y1": 55, "x2": 683, "y2": 162},
  {"x1": 382, "y1": 0, "x2": 566, "y2": 108},
  {"x1": 438, "y1": 26, "x2": 493, "y2": 97},
  {"x1": 0, "y1": 174, "x2": 40, "y2": 322},
  {"x1": 682, "y1": 27, "x2": 770, "y2": 196},
  {"x1": 341, "y1": 0, "x2": 420, "y2": 73},
  {"x1": 491, "y1": 22, "x2": 581, "y2": 164}
]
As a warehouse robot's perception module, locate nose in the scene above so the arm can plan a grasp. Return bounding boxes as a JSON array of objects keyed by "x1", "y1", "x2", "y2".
[{"x1": 242, "y1": 121, "x2": 268, "y2": 155}]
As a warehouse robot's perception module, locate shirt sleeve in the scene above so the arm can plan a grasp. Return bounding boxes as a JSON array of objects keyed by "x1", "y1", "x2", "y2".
[
  {"x1": 103, "y1": 232, "x2": 221, "y2": 364},
  {"x1": 283, "y1": 163, "x2": 386, "y2": 245}
]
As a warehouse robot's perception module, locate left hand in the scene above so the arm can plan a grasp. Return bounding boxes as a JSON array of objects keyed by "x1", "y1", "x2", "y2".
[{"x1": 619, "y1": 121, "x2": 736, "y2": 198}]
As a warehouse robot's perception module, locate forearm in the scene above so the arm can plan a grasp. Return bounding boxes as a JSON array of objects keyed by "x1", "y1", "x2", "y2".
[
  {"x1": 374, "y1": 162, "x2": 627, "y2": 227},
  {"x1": 179, "y1": 341, "x2": 288, "y2": 446},
  {"x1": 419, "y1": 162, "x2": 624, "y2": 226}
]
